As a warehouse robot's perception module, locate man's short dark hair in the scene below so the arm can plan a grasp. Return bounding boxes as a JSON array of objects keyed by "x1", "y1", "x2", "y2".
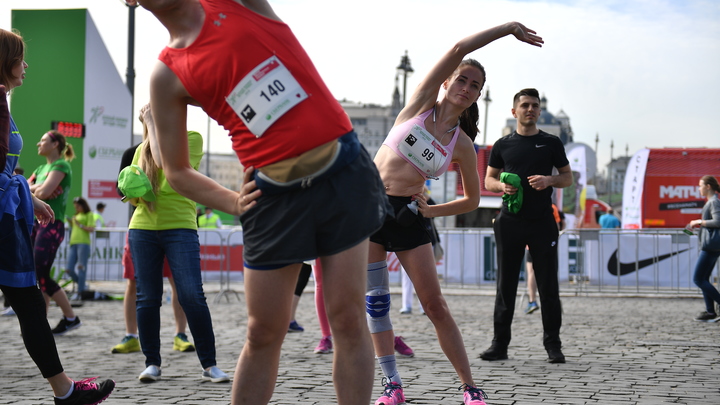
[{"x1": 513, "y1": 88, "x2": 540, "y2": 106}]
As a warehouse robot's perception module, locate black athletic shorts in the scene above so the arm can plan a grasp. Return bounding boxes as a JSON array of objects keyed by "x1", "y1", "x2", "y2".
[
  {"x1": 240, "y1": 145, "x2": 390, "y2": 269},
  {"x1": 370, "y1": 195, "x2": 432, "y2": 252}
]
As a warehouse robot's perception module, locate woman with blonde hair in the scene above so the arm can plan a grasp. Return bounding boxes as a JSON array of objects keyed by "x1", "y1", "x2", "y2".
[
  {"x1": 0, "y1": 27, "x2": 114, "y2": 404},
  {"x1": 121, "y1": 104, "x2": 228, "y2": 383},
  {"x1": 28, "y1": 130, "x2": 82, "y2": 334}
]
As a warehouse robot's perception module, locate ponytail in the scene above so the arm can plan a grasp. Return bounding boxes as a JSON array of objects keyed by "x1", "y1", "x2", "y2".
[
  {"x1": 701, "y1": 175, "x2": 720, "y2": 193},
  {"x1": 459, "y1": 102, "x2": 479, "y2": 142},
  {"x1": 138, "y1": 122, "x2": 160, "y2": 211},
  {"x1": 46, "y1": 130, "x2": 75, "y2": 162},
  {"x1": 64, "y1": 143, "x2": 76, "y2": 162}
]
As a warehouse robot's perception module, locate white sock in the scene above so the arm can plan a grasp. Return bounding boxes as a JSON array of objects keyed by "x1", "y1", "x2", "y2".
[
  {"x1": 56, "y1": 381, "x2": 74, "y2": 399},
  {"x1": 65, "y1": 316, "x2": 76, "y2": 322}
]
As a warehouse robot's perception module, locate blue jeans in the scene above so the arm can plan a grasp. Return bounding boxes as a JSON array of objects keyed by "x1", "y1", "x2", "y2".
[
  {"x1": 692, "y1": 249, "x2": 720, "y2": 313},
  {"x1": 128, "y1": 229, "x2": 217, "y2": 369},
  {"x1": 65, "y1": 244, "x2": 90, "y2": 293}
]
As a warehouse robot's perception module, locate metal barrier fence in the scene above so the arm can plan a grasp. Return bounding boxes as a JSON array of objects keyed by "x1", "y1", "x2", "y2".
[
  {"x1": 558, "y1": 228, "x2": 716, "y2": 296},
  {"x1": 55, "y1": 227, "x2": 715, "y2": 297}
]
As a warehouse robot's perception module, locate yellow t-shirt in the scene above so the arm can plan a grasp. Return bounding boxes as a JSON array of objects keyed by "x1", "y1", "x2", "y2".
[
  {"x1": 69, "y1": 212, "x2": 95, "y2": 245},
  {"x1": 129, "y1": 131, "x2": 204, "y2": 230}
]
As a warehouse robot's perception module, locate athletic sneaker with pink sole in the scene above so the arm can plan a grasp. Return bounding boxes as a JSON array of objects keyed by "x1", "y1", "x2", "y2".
[
  {"x1": 374, "y1": 378, "x2": 405, "y2": 405},
  {"x1": 460, "y1": 383, "x2": 488, "y2": 405},
  {"x1": 53, "y1": 377, "x2": 115, "y2": 405},
  {"x1": 313, "y1": 336, "x2": 332, "y2": 354}
]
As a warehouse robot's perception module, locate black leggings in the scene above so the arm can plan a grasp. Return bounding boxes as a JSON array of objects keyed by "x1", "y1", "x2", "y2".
[
  {"x1": 293, "y1": 263, "x2": 312, "y2": 297},
  {"x1": 0, "y1": 284, "x2": 64, "y2": 378}
]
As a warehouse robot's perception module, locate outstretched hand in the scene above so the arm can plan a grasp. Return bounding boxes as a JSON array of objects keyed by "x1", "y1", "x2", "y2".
[
  {"x1": 139, "y1": 103, "x2": 153, "y2": 125},
  {"x1": 511, "y1": 22, "x2": 544, "y2": 47}
]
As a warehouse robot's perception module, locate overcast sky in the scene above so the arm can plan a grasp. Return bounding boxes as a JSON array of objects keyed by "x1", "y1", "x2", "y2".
[{"x1": 2, "y1": 0, "x2": 719, "y2": 170}]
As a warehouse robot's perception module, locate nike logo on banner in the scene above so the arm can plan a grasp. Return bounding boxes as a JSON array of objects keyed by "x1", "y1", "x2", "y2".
[
  {"x1": 607, "y1": 248, "x2": 689, "y2": 276},
  {"x1": 535, "y1": 145, "x2": 546, "y2": 148}
]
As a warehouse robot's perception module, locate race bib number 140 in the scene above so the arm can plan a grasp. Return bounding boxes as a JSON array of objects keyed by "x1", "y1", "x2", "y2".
[{"x1": 226, "y1": 56, "x2": 308, "y2": 137}]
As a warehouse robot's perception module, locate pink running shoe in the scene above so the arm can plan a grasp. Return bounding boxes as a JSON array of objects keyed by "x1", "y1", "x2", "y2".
[
  {"x1": 460, "y1": 383, "x2": 488, "y2": 405},
  {"x1": 313, "y1": 336, "x2": 333, "y2": 354},
  {"x1": 374, "y1": 379, "x2": 405, "y2": 405},
  {"x1": 394, "y1": 336, "x2": 414, "y2": 357}
]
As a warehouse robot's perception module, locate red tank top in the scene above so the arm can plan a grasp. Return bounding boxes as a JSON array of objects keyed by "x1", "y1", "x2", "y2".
[{"x1": 159, "y1": 0, "x2": 352, "y2": 168}]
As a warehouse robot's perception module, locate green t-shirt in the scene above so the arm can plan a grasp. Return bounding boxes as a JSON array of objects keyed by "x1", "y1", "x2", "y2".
[
  {"x1": 69, "y1": 211, "x2": 95, "y2": 245},
  {"x1": 129, "y1": 131, "x2": 204, "y2": 231},
  {"x1": 93, "y1": 212, "x2": 105, "y2": 228},
  {"x1": 32, "y1": 160, "x2": 72, "y2": 219}
]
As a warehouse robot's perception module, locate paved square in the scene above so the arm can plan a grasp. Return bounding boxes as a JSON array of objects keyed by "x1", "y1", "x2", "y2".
[{"x1": 1, "y1": 282, "x2": 718, "y2": 404}]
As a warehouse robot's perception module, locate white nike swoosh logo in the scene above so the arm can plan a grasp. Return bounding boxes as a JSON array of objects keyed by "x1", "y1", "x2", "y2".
[{"x1": 535, "y1": 145, "x2": 546, "y2": 148}]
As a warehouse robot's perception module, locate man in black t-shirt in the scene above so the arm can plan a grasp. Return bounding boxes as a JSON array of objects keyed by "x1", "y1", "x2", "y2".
[{"x1": 481, "y1": 88, "x2": 573, "y2": 364}]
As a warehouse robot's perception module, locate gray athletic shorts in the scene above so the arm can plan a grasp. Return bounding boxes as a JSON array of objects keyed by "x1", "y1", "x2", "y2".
[{"x1": 240, "y1": 146, "x2": 390, "y2": 269}]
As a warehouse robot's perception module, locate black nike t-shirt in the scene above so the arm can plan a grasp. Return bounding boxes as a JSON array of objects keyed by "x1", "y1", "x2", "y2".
[{"x1": 488, "y1": 130, "x2": 569, "y2": 219}]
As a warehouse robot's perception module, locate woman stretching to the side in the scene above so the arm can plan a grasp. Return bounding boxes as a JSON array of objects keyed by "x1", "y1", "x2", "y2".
[{"x1": 367, "y1": 22, "x2": 543, "y2": 405}]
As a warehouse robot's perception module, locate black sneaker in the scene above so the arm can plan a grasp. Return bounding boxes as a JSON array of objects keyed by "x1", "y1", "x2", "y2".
[
  {"x1": 695, "y1": 311, "x2": 719, "y2": 322},
  {"x1": 480, "y1": 345, "x2": 508, "y2": 361},
  {"x1": 54, "y1": 377, "x2": 115, "y2": 405},
  {"x1": 52, "y1": 317, "x2": 82, "y2": 335},
  {"x1": 547, "y1": 348, "x2": 566, "y2": 363}
]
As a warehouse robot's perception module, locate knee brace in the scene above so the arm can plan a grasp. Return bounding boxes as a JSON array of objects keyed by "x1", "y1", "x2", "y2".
[{"x1": 366, "y1": 261, "x2": 392, "y2": 333}]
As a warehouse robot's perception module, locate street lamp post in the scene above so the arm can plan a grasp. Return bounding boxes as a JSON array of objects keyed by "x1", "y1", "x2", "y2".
[
  {"x1": 125, "y1": 2, "x2": 137, "y2": 140},
  {"x1": 608, "y1": 140, "x2": 614, "y2": 206},
  {"x1": 124, "y1": 1, "x2": 138, "y2": 224},
  {"x1": 594, "y1": 132, "x2": 599, "y2": 186},
  {"x1": 396, "y1": 51, "x2": 413, "y2": 108},
  {"x1": 482, "y1": 88, "x2": 492, "y2": 145}
]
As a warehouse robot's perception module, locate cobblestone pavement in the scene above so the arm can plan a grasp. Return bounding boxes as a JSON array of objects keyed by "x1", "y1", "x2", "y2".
[{"x1": 1, "y1": 281, "x2": 718, "y2": 404}]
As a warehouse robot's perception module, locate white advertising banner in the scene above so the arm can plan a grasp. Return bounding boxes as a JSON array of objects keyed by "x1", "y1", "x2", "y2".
[
  {"x1": 621, "y1": 148, "x2": 650, "y2": 229},
  {"x1": 581, "y1": 231, "x2": 697, "y2": 288},
  {"x1": 83, "y1": 12, "x2": 132, "y2": 228},
  {"x1": 564, "y1": 144, "x2": 588, "y2": 228}
]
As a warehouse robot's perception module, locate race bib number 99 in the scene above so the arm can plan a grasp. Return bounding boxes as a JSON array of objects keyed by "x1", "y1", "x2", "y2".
[
  {"x1": 226, "y1": 56, "x2": 308, "y2": 137},
  {"x1": 397, "y1": 124, "x2": 449, "y2": 179}
]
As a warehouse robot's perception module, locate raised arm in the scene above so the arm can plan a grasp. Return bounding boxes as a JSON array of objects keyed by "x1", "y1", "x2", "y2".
[
  {"x1": 150, "y1": 61, "x2": 260, "y2": 216},
  {"x1": 139, "y1": 104, "x2": 163, "y2": 169},
  {"x1": 397, "y1": 22, "x2": 543, "y2": 124}
]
